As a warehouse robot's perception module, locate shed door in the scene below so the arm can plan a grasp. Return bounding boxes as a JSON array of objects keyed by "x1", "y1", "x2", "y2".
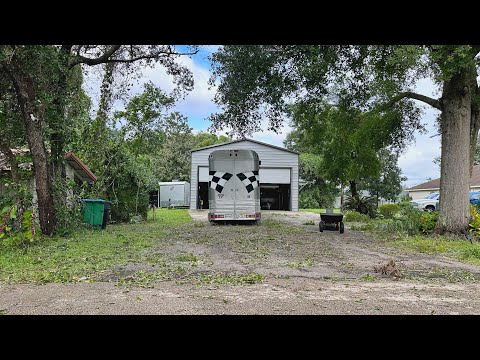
[
  {"x1": 259, "y1": 168, "x2": 291, "y2": 184},
  {"x1": 198, "y1": 166, "x2": 209, "y2": 182}
]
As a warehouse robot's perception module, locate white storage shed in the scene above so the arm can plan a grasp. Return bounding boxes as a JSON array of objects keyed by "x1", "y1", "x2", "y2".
[
  {"x1": 190, "y1": 139, "x2": 299, "y2": 211},
  {"x1": 158, "y1": 181, "x2": 190, "y2": 208}
]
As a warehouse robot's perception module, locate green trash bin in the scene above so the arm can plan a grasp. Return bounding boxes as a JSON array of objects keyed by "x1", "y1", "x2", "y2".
[{"x1": 82, "y1": 199, "x2": 106, "y2": 228}]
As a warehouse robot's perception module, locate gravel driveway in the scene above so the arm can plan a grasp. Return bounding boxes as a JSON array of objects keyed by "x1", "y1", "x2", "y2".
[{"x1": 1, "y1": 210, "x2": 480, "y2": 315}]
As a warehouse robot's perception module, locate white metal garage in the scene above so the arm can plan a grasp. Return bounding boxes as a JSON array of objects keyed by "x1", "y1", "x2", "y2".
[{"x1": 190, "y1": 139, "x2": 299, "y2": 211}]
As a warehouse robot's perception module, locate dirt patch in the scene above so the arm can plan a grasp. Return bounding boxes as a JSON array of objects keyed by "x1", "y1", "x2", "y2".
[{"x1": 1, "y1": 209, "x2": 480, "y2": 314}]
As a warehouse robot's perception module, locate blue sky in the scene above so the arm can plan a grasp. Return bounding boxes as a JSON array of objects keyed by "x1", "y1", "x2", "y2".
[{"x1": 83, "y1": 45, "x2": 442, "y2": 189}]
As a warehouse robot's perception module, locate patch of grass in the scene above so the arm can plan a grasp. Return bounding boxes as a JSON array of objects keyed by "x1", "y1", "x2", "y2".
[
  {"x1": 388, "y1": 235, "x2": 480, "y2": 265},
  {"x1": 0, "y1": 309, "x2": 7, "y2": 315},
  {"x1": 359, "y1": 273, "x2": 377, "y2": 282},
  {"x1": 405, "y1": 267, "x2": 477, "y2": 283},
  {"x1": 350, "y1": 223, "x2": 374, "y2": 231},
  {"x1": 0, "y1": 209, "x2": 192, "y2": 284},
  {"x1": 300, "y1": 208, "x2": 341, "y2": 214},
  {"x1": 147, "y1": 208, "x2": 192, "y2": 225},
  {"x1": 175, "y1": 252, "x2": 199, "y2": 262},
  {"x1": 117, "y1": 266, "x2": 188, "y2": 288},
  {"x1": 194, "y1": 272, "x2": 265, "y2": 286},
  {"x1": 262, "y1": 218, "x2": 282, "y2": 227},
  {"x1": 288, "y1": 258, "x2": 316, "y2": 268},
  {"x1": 303, "y1": 220, "x2": 315, "y2": 225}
]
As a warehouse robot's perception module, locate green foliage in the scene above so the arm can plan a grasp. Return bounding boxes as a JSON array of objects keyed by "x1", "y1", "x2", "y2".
[
  {"x1": 343, "y1": 210, "x2": 371, "y2": 223},
  {"x1": 378, "y1": 204, "x2": 400, "y2": 219},
  {"x1": 419, "y1": 211, "x2": 439, "y2": 235},
  {"x1": 297, "y1": 153, "x2": 339, "y2": 209},
  {"x1": 154, "y1": 113, "x2": 193, "y2": 182},
  {"x1": 300, "y1": 186, "x2": 338, "y2": 209},
  {"x1": 469, "y1": 204, "x2": 480, "y2": 239},
  {"x1": 370, "y1": 202, "x2": 422, "y2": 236},
  {"x1": 191, "y1": 132, "x2": 231, "y2": 149},
  {"x1": 399, "y1": 193, "x2": 412, "y2": 202},
  {"x1": 0, "y1": 183, "x2": 38, "y2": 246},
  {"x1": 358, "y1": 149, "x2": 406, "y2": 201},
  {"x1": 53, "y1": 178, "x2": 88, "y2": 236},
  {"x1": 343, "y1": 195, "x2": 377, "y2": 218}
]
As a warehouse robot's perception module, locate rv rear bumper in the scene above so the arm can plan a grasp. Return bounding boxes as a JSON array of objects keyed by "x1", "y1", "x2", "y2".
[{"x1": 209, "y1": 212, "x2": 261, "y2": 221}]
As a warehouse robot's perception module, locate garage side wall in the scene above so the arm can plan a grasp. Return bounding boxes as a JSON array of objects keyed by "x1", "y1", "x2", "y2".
[{"x1": 190, "y1": 141, "x2": 299, "y2": 211}]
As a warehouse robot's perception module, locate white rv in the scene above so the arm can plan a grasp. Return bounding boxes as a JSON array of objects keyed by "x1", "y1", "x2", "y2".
[{"x1": 208, "y1": 149, "x2": 261, "y2": 222}]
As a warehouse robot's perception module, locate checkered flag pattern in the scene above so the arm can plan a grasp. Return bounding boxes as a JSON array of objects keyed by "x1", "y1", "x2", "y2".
[
  {"x1": 209, "y1": 171, "x2": 233, "y2": 193},
  {"x1": 236, "y1": 171, "x2": 259, "y2": 193}
]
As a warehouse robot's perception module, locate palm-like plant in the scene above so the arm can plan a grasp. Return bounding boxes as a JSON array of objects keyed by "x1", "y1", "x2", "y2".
[{"x1": 343, "y1": 195, "x2": 377, "y2": 218}]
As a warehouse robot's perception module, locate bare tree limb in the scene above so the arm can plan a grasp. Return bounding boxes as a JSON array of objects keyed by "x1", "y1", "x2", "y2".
[{"x1": 379, "y1": 91, "x2": 442, "y2": 111}]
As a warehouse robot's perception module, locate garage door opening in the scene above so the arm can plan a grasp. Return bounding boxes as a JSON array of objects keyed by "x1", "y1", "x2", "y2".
[
  {"x1": 260, "y1": 184, "x2": 290, "y2": 210},
  {"x1": 197, "y1": 182, "x2": 209, "y2": 209}
]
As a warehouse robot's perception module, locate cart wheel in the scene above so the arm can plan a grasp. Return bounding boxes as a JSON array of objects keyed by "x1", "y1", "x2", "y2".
[
  {"x1": 339, "y1": 221, "x2": 345, "y2": 234},
  {"x1": 319, "y1": 221, "x2": 324, "y2": 232}
]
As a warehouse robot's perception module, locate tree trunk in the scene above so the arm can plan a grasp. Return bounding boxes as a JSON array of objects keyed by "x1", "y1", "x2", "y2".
[
  {"x1": 5, "y1": 62, "x2": 56, "y2": 235},
  {"x1": 470, "y1": 110, "x2": 480, "y2": 172},
  {"x1": 435, "y1": 71, "x2": 472, "y2": 234},
  {"x1": 340, "y1": 183, "x2": 344, "y2": 208},
  {"x1": 50, "y1": 47, "x2": 71, "y2": 181},
  {"x1": 93, "y1": 62, "x2": 115, "y2": 146},
  {"x1": 349, "y1": 180, "x2": 357, "y2": 197}
]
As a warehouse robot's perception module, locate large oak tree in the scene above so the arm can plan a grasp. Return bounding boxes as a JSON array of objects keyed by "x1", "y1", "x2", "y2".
[{"x1": 209, "y1": 45, "x2": 480, "y2": 234}]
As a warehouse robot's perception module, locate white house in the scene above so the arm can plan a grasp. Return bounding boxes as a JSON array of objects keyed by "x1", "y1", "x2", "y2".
[
  {"x1": 190, "y1": 139, "x2": 299, "y2": 211},
  {"x1": 405, "y1": 164, "x2": 480, "y2": 200}
]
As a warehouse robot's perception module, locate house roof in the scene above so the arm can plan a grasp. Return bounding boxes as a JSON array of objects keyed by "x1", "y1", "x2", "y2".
[
  {"x1": 64, "y1": 152, "x2": 97, "y2": 183},
  {"x1": 191, "y1": 138, "x2": 299, "y2": 155},
  {"x1": 1, "y1": 149, "x2": 96, "y2": 183},
  {"x1": 406, "y1": 164, "x2": 480, "y2": 191}
]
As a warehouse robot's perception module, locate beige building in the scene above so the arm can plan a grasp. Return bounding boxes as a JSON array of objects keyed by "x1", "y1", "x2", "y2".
[{"x1": 405, "y1": 165, "x2": 480, "y2": 200}]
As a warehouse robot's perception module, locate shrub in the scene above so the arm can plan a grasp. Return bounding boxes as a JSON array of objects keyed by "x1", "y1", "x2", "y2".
[
  {"x1": 378, "y1": 204, "x2": 400, "y2": 219},
  {"x1": 419, "y1": 211, "x2": 438, "y2": 235},
  {"x1": 469, "y1": 204, "x2": 480, "y2": 239},
  {"x1": 373, "y1": 202, "x2": 422, "y2": 236},
  {"x1": 397, "y1": 202, "x2": 423, "y2": 235},
  {"x1": 299, "y1": 186, "x2": 337, "y2": 209},
  {"x1": 343, "y1": 195, "x2": 377, "y2": 218},
  {"x1": 343, "y1": 210, "x2": 371, "y2": 223}
]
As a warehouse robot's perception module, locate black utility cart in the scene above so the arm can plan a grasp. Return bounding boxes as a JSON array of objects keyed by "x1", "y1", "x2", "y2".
[{"x1": 319, "y1": 209, "x2": 345, "y2": 234}]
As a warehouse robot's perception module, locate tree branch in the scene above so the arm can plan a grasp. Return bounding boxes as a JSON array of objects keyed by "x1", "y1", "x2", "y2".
[
  {"x1": 68, "y1": 45, "x2": 121, "y2": 68},
  {"x1": 379, "y1": 91, "x2": 442, "y2": 111},
  {"x1": 68, "y1": 46, "x2": 198, "y2": 69}
]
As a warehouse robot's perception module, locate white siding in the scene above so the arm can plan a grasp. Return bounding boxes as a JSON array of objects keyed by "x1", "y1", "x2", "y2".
[
  {"x1": 190, "y1": 140, "x2": 299, "y2": 211},
  {"x1": 407, "y1": 190, "x2": 438, "y2": 200}
]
